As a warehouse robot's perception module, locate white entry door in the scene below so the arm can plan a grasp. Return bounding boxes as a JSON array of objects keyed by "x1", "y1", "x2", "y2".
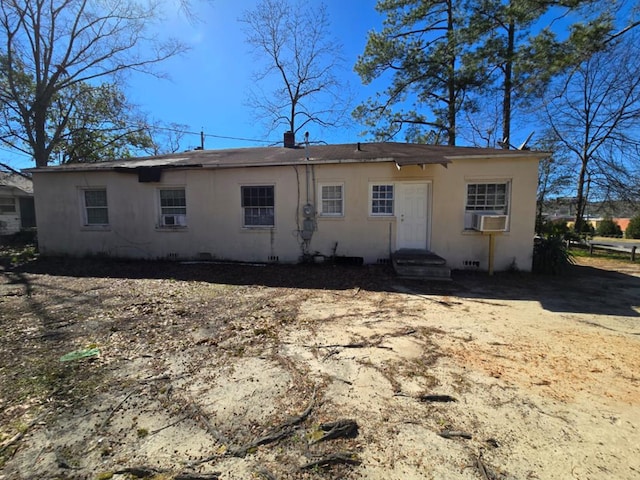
[{"x1": 396, "y1": 182, "x2": 430, "y2": 250}]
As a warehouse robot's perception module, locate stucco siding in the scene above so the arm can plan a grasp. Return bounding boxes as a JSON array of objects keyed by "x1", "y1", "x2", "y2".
[{"x1": 32, "y1": 155, "x2": 539, "y2": 271}]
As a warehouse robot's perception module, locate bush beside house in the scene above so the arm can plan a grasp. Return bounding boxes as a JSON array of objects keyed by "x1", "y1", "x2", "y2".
[{"x1": 626, "y1": 215, "x2": 640, "y2": 239}]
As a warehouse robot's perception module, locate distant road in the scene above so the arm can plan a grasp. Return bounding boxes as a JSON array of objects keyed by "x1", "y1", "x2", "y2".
[{"x1": 590, "y1": 237, "x2": 640, "y2": 249}]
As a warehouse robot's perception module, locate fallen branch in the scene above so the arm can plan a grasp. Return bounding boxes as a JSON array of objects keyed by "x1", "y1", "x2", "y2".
[
  {"x1": 254, "y1": 467, "x2": 278, "y2": 479},
  {"x1": 174, "y1": 474, "x2": 221, "y2": 480},
  {"x1": 0, "y1": 414, "x2": 45, "y2": 455},
  {"x1": 230, "y1": 386, "x2": 318, "y2": 456},
  {"x1": 139, "y1": 373, "x2": 171, "y2": 383},
  {"x1": 476, "y1": 453, "x2": 490, "y2": 480},
  {"x1": 300, "y1": 452, "x2": 361, "y2": 470},
  {"x1": 310, "y1": 419, "x2": 359, "y2": 444},
  {"x1": 115, "y1": 467, "x2": 220, "y2": 479},
  {"x1": 438, "y1": 430, "x2": 472, "y2": 440},
  {"x1": 190, "y1": 386, "x2": 318, "y2": 464},
  {"x1": 100, "y1": 390, "x2": 137, "y2": 430},
  {"x1": 418, "y1": 394, "x2": 458, "y2": 403},
  {"x1": 150, "y1": 414, "x2": 191, "y2": 435},
  {"x1": 114, "y1": 467, "x2": 163, "y2": 477}
]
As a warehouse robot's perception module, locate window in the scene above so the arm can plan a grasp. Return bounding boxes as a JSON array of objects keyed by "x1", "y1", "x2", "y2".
[
  {"x1": 320, "y1": 184, "x2": 343, "y2": 216},
  {"x1": 241, "y1": 185, "x2": 274, "y2": 227},
  {"x1": 371, "y1": 184, "x2": 394, "y2": 216},
  {"x1": 159, "y1": 188, "x2": 187, "y2": 227},
  {"x1": 466, "y1": 183, "x2": 509, "y2": 212},
  {"x1": 83, "y1": 189, "x2": 109, "y2": 226},
  {"x1": 0, "y1": 197, "x2": 16, "y2": 214},
  {"x1": 464, "y1": 181, "x2": 510, "y2": 229}
]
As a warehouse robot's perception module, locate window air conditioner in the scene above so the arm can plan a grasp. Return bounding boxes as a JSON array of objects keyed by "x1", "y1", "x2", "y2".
[
  {"x1": 472, "y1": 214, "x2": 508, "y2": 232},
  {"x1": 162, "y1": 214, "x2": 186, "y2": 226}
]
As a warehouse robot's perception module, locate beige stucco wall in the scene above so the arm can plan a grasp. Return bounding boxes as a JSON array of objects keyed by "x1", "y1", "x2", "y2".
[{"x1": 32, "y1": 155, "x2": 539, "y2": 271}]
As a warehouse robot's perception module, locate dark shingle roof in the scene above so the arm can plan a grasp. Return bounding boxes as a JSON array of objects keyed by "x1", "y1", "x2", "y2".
[{"x1": 27, "y1": 142, "x2": 548, "y2": 173}]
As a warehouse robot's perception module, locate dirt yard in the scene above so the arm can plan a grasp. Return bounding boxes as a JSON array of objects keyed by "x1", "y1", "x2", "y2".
[{"x1": 1, "y1": 254, "x2": 639, "y2": 480}]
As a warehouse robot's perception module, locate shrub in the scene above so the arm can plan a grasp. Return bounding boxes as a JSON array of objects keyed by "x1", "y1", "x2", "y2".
[
  {"x1": 532, "y1": 235, "x2": 575, "y2": 275},
  {"x1": 538, "y1": 219, "x2": 569, "y2": 238},
  {"x1": 596, "y1": 217, "x2": 622, "y2": 237},
  {"x1": 626, "y1": 215, "x2": 640, "y2": 239}
]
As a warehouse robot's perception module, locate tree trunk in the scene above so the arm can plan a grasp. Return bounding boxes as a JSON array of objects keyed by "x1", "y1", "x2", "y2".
[
  {"x1": 33, "y1": 106, "x2": 49, "y2": 167},
  {"x1": 447, "y1": 0, "x2": 456, "y2": 146},
  {"x1": 574, "y1": 157, "x2": 588, "y2": 233},
  {"x1": 501, "y1": 19, "x2": 515, "y2": 149}
]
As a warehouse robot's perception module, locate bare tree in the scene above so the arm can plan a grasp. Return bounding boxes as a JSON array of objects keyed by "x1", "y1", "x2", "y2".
[
  {"x1": 240, "y1": 0, "x2": 349, "y2": 142},
  {"x1": 0, "y1": 0, "x2": 186, "y2": 167},
  {"x1": 144, "y1": 122, "x2": 193, "y2": 155},
  {"x1": 542, "y1": 32, "x2": 640, "y2": 232}
]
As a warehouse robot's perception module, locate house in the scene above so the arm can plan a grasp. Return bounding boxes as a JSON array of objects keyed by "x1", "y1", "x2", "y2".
[
  {"x1": 0, "y1": 166, "x2": 36, "y2": 235},
  {"x1": 29, "y1": 141, "x2": 547, "y2": 273}
]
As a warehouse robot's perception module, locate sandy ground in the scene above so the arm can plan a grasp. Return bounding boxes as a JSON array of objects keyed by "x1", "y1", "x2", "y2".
[{"x1": 1, "y1": 255, "x2": 639, "y2": 479}]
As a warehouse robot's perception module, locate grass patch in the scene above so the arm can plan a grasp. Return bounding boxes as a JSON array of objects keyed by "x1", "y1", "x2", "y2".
[{"x1": 570, "y1": 247, "x2": 637, "y2": 263}]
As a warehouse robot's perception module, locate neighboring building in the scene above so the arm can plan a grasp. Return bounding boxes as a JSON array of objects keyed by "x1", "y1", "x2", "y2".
[
  {"x1": 0, "y1": 167, "x2": 35, "y2": 235},
  {"x1": 615, "y1": 218, "x2": 630, "y2": 233},
  {"x1": 29, "y1": 141, "x2": 547, "y2": 272}
]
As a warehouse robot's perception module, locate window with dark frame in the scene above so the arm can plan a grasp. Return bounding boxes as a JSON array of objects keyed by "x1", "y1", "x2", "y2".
[
  {"x1": 83, "y1": 189, "x2": 109, "y2": 225},
  {"x1": 0, "y1": 197, "x2": 16, "y2": 214},
  {"x1": 371, "y1": 184, "x2": 394, "y2": 215},
  {"x1": 241, "y1": 185, "x2": 275, "y2": 227},
  {"x1": 320, "y1": 184, "x2": 343, "y2": 216}
]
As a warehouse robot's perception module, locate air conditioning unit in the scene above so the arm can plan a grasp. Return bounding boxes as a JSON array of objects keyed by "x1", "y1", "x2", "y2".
[
  {"x1": 472, "y1": 214, "x2": 508, "y2": 232},
  {"x1": 162, "y1": 214, "x2": 186, "y2": 226}
]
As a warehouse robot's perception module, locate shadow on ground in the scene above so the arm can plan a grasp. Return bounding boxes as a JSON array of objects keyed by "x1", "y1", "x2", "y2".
[{"x1": 10, "y1": 256, "x2": 640, "y2": 318}]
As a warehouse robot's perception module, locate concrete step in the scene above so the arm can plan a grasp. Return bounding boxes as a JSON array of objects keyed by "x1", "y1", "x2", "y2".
[
  {"x1": 392, "y1": 249, "x2": 451, "y2": 280},
  {"x1": 393, "y1": 264, "x2": 452, "y2": 280}
]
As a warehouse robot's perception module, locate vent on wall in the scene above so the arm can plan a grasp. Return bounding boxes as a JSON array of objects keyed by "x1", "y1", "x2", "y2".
[{"x1": 268, "y1": 255, "x2": 279, "y2": 262}]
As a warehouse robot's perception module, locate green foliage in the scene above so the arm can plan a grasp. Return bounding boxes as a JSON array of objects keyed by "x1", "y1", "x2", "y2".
[
  {"x1": 50, "y1": 82, "x2": 153, "y2": 164},
  {"x1": 354, "y1": 0, "x2": 615, "y2": 146},
  {"x1": 0, "y1": 0, "x2": 184, "y2": 166},
  {"x1": 532, "y1": 235, "x2": 575, "y2": 275},
  {"x1": 596, "y1": 217, "x2": 622, "y2": 237},
  {"x1": 537, "y1": 219, "x2": 570, "y2": 238},
  {"x1": 354, "y1": 0, "x2": 479, "y2": 144},
  {"x1": 626, "y1": 215, "x2": 640, "y2": 239},
  {"x1": 570, "y1": 220, "x2": 594, "y2": 241}
]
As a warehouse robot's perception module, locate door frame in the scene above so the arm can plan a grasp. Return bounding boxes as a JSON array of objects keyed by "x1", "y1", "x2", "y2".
[{"x1": 395, "y1": 181, "x2": 432, "y2": 251}]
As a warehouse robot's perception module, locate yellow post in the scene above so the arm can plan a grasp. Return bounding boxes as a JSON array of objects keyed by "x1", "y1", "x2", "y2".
[{"x1": 488, "y1": 233, "x2": 495, "y2": 276}]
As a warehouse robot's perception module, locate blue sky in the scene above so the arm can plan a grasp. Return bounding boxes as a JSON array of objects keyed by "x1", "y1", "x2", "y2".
[
  {"x1": 128, "y1": 0, "x2": 383, "y2": 149},
  {"x1": 1, "y1": 0, "x2": 383, "y2": 170},
  {"x1": 3, "y1": 1, "x2": 633, "y2": 170}
]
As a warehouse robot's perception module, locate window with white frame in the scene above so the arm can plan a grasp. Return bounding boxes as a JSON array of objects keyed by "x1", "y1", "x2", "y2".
[
  {"x1": 83, "y1": 189, "x2": 109, "y2": 226},
  {"x1": 370, "y1": 184, "x2": 394, "y2": 216},
  {"x1": 159, "y1": 188, "x2": 187, "y2": 227},
  {"x1": 464, "y1": 181, "x2": 510, "y2": 229},
  {"x1": 0, "y1": 197, "x2": 16, "y2": 214},
  {"x1": 241, "y1": 185, "x2": 274, "y2": 227},
  {"x1": 319, "y1": 183, "x2": 343, "y2": 216}
]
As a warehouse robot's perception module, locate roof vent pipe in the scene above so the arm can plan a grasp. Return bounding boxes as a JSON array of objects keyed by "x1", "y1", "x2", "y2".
[
  {"x1": 284, "y1": 131, "x2": 295, "y2": 148},
  {"x1": 304, "y1": 131, "x2": 310, "y2": 160}
]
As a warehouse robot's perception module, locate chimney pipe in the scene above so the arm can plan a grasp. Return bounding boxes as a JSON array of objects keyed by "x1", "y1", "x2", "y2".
[{"x1": 284, "y1": 131, "x2": 295, "y2": 148}]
